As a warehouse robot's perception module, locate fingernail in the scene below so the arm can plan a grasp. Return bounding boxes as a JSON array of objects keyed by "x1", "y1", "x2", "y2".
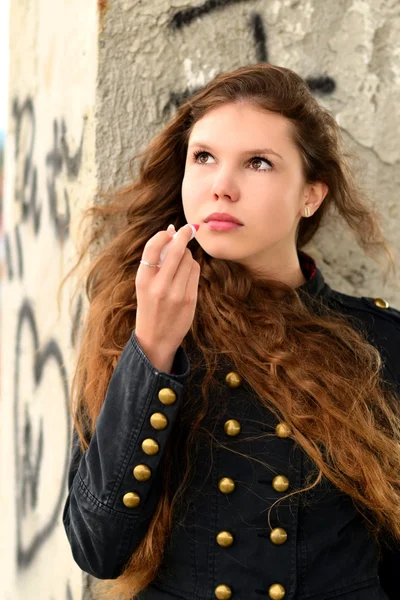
[
  {"x1": 167, "y1": 224, "x2": 176, "y2": 233},
  {"x1": 188, "y1": 223, "x2": 199, "y2": 240}
]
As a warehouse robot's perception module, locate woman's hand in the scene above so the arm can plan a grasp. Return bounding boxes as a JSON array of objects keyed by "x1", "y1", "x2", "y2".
[{"x1": 135, "y1": 224, "x2": 200, "y2": 371}]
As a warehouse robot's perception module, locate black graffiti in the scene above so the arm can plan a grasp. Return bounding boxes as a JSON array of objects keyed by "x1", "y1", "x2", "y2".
[
  {"x1": 306, "y1": 76, "x2": 336, "y2": 95},
  {"x1": 46, "y1": 118, "x2": 84, "y2": 241},
  {"x1": 250, "y1": 12, "x2": 268, "y2": 63},
  {"x1": 5, "y1": 225, "x2": 24, "y2": 280},
  {"x1": 5, "y1": 232, "x2": 13, "y2": 280},
  {"x1": 12, "y1": 96, "x2": 85, "y2": 243},
  {"x1": 21, "y1": 405, "x2": 44, "y2": 516},
  {"x1": 83, "y1": 573, "x2": 97, "y2": 600},
  {"x1": 12, "y1": 98, "x2": 41, "y2": 233},
  {"x1": 165, "y1": 4, "x2": 336, "y2": 117},
  {"x1": 170, "y1": 0, "x2": 252, "y2": 30},
  {"x1": 45, "y1": 120, "x2": 71, "y2": 242},
  {"x1": 15, "y1": 224, "x2": 23, "y2": 278},
  {"x1": 14, "y1": 300, "x2": 70, "y2": 568},
  {"x1": 163, "y1": 87, "x2": 202, "y2": 117},
  {"x1": 60, "y1": 119, "x2": 84, "y2": 178},
  {"x1": 7, "y1": 98, "x2": 86, "y2": 281}
]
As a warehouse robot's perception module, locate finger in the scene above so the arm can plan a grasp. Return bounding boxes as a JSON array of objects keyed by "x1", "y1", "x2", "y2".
[
  {"x1": 162, "y1": 224, "x2": 196, "y2": 278},
  {"x1": 170, "y1": 248, "x2": 194, "y2": 292},
  {"x1": 137, "y1": 230, "x2": 174, "y2": 281},
  {"x1": 184, "y1": 259, "x2": 201, "y2": 302}
]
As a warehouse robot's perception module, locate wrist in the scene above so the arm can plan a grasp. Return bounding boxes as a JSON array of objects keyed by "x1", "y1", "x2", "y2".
[{"x1": 135, "y1": 331, "x2": 176, "y2": 373}]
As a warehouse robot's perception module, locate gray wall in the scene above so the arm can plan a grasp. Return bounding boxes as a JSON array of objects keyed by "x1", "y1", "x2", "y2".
[{"x1": 1, "y1": 1, "x2": 399, "y2": 598}]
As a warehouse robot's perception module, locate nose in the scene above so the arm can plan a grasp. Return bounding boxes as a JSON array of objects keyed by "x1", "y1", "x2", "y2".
[{"x1": 211, "y1": 170, "x2": 239, "y2": 202}]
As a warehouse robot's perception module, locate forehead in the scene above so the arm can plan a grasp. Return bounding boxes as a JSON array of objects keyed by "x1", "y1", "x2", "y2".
[{"x1": 188, "y1": 102, "x2": 295, "y2": 150}]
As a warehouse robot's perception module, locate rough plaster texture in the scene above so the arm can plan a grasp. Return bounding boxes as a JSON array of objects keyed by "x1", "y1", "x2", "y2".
[{"x1": 1, "y1": 0, "x2": 400, "y2": 599}]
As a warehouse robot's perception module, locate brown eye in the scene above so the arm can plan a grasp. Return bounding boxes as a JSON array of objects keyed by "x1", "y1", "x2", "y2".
[
  {"x1": 198, "y1": 153, "x2": 209, "y2": 164},
  {"x1": 250, "y1": 158, "x2": 263, "y2": 170},
  {"x1": 248, "y1": 157, "x2": 272, "y2": 171},
  {"x1": 194, "y1": 151, "x2": 211, "y2": 164}
]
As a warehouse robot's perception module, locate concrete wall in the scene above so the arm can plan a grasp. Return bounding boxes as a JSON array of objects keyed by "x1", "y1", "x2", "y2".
[{"x1": 1, "y1": 1, "x2": 399, "y2": 599}]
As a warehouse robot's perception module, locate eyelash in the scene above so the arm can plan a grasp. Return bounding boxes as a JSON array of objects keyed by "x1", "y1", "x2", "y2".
[{"x1": 192, "y1": 150, "x2": 274, "y2": 171}]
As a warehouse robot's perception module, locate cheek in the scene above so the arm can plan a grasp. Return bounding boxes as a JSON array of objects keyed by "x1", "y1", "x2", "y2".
[
  {"x1": 182, "y1": 169, "x2": 207, "y2": 204},
  {"x1": 181, "y1": 173, "x2": 197, "y2": 218},
  {"x1": 181, "y1": 174, "x2": 191, "y2": 207}
]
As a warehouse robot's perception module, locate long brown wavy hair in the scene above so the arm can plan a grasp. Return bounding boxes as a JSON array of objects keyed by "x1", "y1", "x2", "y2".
[{"x1": 65, "y1": 63, "x2": 400, "y2": 599}]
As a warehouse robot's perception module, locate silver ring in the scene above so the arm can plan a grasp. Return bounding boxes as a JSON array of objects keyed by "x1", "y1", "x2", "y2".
[{"x1": 140, "y1": 260, "x2": 160, "y2": 268}]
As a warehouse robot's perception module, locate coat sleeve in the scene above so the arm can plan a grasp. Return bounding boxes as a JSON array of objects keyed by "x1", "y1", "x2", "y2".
[
  {"x1": 379, "y1": 545, "x2": 399, "y2": 599},
  {"x1": 62, "y1": 330, "x2": 190, "y2": 579}
]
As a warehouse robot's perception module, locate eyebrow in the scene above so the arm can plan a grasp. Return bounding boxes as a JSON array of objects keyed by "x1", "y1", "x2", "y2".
[{"x1": 188, "y1": 141, "x2": 284, "y2": 160}]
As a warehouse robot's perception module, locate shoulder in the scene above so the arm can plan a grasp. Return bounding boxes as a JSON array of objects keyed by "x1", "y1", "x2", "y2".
[
  {"x1": 326, "y1": 288, "x2": 400, "y2": 386},
  {"x1": 328, "y1": 289, "x2": 400, "y2": 331},
  {"x1": 331, "y1": 290, "x2": 400, "y2": 330}
]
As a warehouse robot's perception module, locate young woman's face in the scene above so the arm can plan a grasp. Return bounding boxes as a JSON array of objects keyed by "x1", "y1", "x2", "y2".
[{"x1": 181, "y1": 102, "x2": 314, "y2": 276}]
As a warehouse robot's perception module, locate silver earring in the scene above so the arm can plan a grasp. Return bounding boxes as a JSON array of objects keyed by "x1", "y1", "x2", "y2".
[{"x1": 304, "y1": 206, "x2": 311, "y2": 218}]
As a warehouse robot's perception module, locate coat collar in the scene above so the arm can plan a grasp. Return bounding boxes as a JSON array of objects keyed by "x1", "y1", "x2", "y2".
[{"x1": 297, "y1": 250, "x2": 333, "y2": 301}]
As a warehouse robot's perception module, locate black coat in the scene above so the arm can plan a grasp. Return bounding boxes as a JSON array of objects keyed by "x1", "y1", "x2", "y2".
[{"x1": 63, "y1": 258, "x2": 400, "y2": 600}]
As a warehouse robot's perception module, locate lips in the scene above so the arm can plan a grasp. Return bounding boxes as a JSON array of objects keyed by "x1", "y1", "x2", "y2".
[
  {"x1": 206, "y1": 221, "x2": 242, "y2": 231},
  {"x1": 204, "y1": 213, "x2": 243, "y2": 225}
]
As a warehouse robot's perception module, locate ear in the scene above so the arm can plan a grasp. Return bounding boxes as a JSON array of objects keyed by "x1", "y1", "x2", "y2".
[{"x1": 303, "y1": 181, "x2": 328, "y2": 214}]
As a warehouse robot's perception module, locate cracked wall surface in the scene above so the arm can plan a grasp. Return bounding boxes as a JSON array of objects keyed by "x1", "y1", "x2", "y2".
[{"x1": 1, "y1": 1, "x2": 399, "y2": 599}]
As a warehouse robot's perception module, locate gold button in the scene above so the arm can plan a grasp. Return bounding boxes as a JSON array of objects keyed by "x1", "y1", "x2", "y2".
[
  {"x1": 215, "y1": 584, "x2": 232, "y2": 599},
  {"x1": 158, "y1": 387, "x2": 177, "y2": 405},
  {"x1": 272, "y1": 475, "x2": 289, "y2": 493},
  {"x1": 150, "y1": 412, "x2": 168, "y2": 430},
  {"x1": 225, "y1": 371, "x2": 242, "y2": 388},
  {"x1": 275, "y1": 422, "x2": 291, "y2": 438},
  {"x1": 269, "y1": 583, "x2": 286, "y2": 599},
  {"x1": 122, "y1": 492, "x2": 140, "y2": 508},
  {"x1": 141, "y1": 438, "x2": 159, "y2": 455},
  {"x1": 374, "y1": 298, "x2": 390, "y2": 309},
  {"x1": 216, "y1": 531, "x2": 234, "y2": 547},
  {"x1": 133, "y1": 464, "x2": 151, "y2": 481},
  {"x1": 270, "y1": 527, "x2": 288, "y2": 545},
  {"x1": 218, "y1": 477, "x2": 236, "y2": 494},
  {"x1": 224, "y1": 419, "x2": 241, "y2": 436}
]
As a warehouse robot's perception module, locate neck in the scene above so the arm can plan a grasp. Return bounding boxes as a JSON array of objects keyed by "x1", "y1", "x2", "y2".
[{"x1": 243, "y1": 245, "x2": 308, "y2": 289}]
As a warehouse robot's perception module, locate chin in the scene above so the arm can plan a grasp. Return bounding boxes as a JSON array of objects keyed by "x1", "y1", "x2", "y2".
[{"x1": 203, "y1": 249, "x2": 241, "y2": 261}]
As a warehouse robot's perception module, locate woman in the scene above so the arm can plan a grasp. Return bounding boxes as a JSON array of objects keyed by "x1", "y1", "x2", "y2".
[{"x1": 62, "y1": 63, "x2": 400, "y2": 600}]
